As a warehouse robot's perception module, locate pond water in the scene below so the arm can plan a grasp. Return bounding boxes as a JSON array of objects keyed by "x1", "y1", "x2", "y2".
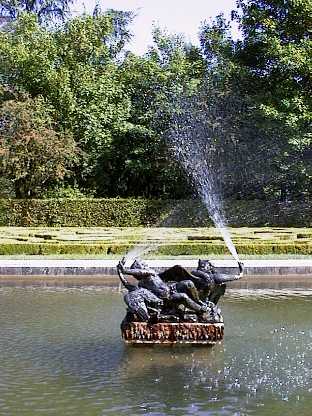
[{"x1": 0, "y1": 287, "x2": 312, "y2": 415}]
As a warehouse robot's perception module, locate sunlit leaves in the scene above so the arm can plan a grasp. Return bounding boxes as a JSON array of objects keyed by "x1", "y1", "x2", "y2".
[{"x1": 0, "y1": 95, "x2": 77, "y2": 197}]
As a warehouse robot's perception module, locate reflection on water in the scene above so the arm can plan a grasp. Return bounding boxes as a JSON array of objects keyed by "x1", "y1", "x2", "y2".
[{"x1": 0, "y1": 287, "x2": 312, "y2": 415}]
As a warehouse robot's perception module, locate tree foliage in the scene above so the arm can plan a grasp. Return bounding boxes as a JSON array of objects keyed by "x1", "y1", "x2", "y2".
[
  {"x1": 0, "y1": 94, "x2": 76, "y2": 197},
  {"x1": 98, "y1": 27, "x2": 206, "y2": 198},
  {"x1": 0, "y1": 1, "x2": 311, "y2": 201},
  {"x1": 0, "y1": 0, "x2": 72, "y2": 24},
  {"x1": 0, "y1": 13, "x2": 131, "y2": 193},
  {"x1": 233, "y1": 0, "x2": 312, "y2": 198}
]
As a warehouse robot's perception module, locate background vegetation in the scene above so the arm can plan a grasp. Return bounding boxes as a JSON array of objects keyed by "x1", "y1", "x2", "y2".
[
  {"x1": 0, "y1": 0, "x2": 310, "y2": 204},
  {"x1": 1, "y1": 198, "x2": 312, "y2": 227},
  {"x1": 1, "y1": 226, "x2": 312, "y2": 256}
]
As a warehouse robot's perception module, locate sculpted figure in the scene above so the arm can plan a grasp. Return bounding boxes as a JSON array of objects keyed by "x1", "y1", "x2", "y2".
[
  {"x1": 159, "y1": 259, "x2": 243, "y2": 305},
  {"x1": 117, "y1": 257, "x2": 208, "y2": 319},
  {"x1": 117, "y1": 265, "x2": 163, "y2": 322},
  {"x1": 118, "y1": 257, "x2": 240, "y2": 342},
  {"x1": 190, "y1": 259, "x2": 244, "y2": 304}
]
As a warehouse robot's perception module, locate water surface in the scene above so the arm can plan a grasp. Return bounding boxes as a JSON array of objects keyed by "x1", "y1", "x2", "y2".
[{"x1": 0, "y1": 287, "x2": 312, "y2": 415}]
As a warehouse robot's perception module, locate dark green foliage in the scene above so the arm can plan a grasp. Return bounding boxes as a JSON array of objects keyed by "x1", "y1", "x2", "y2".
[
  {"x1": 0, "y1": 94, "x2": 77, "y2": 198},
  {"x1": 0, "y1": 199, "x2": 10, "y2": 225},
  {"x1": 0, "y1": 13, "x2": 131, "y2": 197},
  {"x1": 0, "y1": 198, "x2": 312, "y2": 227},
  {"x1": 0, "y1": 198, "x2": 174, "y2": 227},
  {"x1": 231, "y1": 0, "x2": 312, "y2": 200},
  {"x1": 0, "y1": 1, "x2": 311, "y2": 202}
]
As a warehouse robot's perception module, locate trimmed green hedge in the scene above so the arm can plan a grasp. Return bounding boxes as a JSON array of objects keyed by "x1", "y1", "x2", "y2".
[
  {"x1": 0, "y1": 198, "x2": 173, "y2": 227},
  {"x1": 0, "y1": 242, "x2": 312, "y2": 256},
  {"x1": 0, "y1": 198, "x2": 312, "y2": 227}
]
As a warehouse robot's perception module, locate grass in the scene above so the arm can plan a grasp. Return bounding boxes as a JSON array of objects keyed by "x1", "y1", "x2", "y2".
[{"x1": 0, "y1": 226, "x2": 312, "y2": 257}]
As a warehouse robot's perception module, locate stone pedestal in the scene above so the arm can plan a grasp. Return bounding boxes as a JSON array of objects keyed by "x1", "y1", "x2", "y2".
[{"x1": 121, "y1": 321, "x2": 224, "y2": 345}]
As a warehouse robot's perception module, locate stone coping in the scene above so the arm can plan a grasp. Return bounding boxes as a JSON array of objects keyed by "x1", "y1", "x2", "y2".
[{"x1": 1, "y1": 259, "x2": 312, "y2": 275}]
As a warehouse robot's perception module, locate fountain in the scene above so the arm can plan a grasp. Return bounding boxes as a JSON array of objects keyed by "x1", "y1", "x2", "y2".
[
  {"x1": 117, "y1": 257, "x2": 243, "y2": 345},
  {"x1": 117, "y1": 91, "x2": 243, "y2": 345},
  {"x1": 167, "y1": 93, "x2": 239, "y2": 261}
]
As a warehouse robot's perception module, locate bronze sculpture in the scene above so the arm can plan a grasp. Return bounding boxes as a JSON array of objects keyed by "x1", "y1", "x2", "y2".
[{"x1": 117, "y1": 258, "x2": 244, "y2": 345}]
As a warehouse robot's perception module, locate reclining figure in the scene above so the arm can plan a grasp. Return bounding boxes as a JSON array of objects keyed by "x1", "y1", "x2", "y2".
[
  {"x1": 160, "y1": 259, "x2": 244, "y2": 305},
  {"x1": 117, "y1": 257, "x2": 209, "y2": 322},
  {"x1": 191, "y1": 259, "x2": 244, "y2": 304}
]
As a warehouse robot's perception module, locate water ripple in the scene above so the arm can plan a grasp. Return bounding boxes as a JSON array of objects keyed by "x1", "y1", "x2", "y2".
[{"x1": 0, "y1": 288, "x2": 312, "y2": 415}]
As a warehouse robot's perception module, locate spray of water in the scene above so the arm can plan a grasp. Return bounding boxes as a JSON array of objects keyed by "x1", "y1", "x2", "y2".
[
  {"x1": 168, "y1": 95, "x2": 239, "y2": 261},
  {"x1": 125, "y1": 232, "x2": 162, "y2": 262},
  {"x1": 125, "y1": 204, "x2": 184, "y2": 263}
]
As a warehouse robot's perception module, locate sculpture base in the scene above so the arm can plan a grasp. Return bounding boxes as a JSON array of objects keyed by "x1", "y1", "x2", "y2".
[{"x1": 121, "y1": 322, "x2": 224, "y2": 345}]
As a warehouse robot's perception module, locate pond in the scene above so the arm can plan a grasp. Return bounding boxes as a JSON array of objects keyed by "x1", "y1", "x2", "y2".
[{"x1": 0, "y1": 286, "x2": 312, "y2": 415}]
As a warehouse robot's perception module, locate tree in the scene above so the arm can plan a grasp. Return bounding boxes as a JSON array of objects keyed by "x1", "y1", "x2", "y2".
[
  {"x1": 232, "y1": 0, "x2": 312, "y2": 199},
  {"x1": 107, "y1": 28, "x2": 206, "y2": 198},
  {"x1": 198, "y1": 3, "x2": 312, "y2": 200},
  {"x1": 97, "y1": 8, "x2": 135, "y2": 60},
  {"x1": 0, "y1": 94, "x2": 77, "y2": 198},
  {"x1": 0, "y1": 0, "x2": 72, "y2": 24},
  {"x1": 0, "y1": 13, "x2": 132, "y2": 194}
]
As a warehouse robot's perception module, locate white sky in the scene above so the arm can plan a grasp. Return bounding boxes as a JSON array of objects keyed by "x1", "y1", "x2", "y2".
[{"x1": 73, "y1": 0, "x2": 239, "y2": 55}]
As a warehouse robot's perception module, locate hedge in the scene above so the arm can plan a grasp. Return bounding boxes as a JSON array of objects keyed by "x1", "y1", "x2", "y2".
[
  {"x1": 0, "y1": 198, "x2": 312, "y2": 227},
  {"x1": 0, "y1": 242, "x2": 311, "y2": 256}
]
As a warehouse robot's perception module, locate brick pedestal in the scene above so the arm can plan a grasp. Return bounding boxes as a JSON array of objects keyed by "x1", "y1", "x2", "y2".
[{"x1": 122, "y1": 321, "x2": 224, "y2": 345}]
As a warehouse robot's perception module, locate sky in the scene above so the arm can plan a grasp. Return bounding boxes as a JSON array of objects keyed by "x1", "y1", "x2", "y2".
[{"x1": 73, "y1": 0, "x2": 239, "y2": 55}]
